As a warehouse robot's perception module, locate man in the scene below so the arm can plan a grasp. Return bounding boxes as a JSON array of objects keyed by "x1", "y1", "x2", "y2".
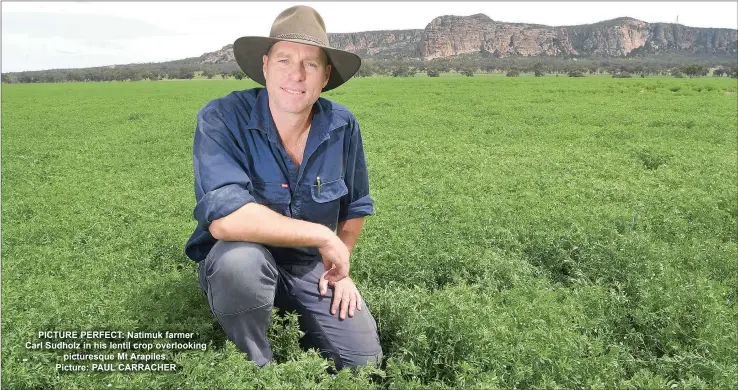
[{"x1": 184, "y1": 5, "x2": 382, "y2": 371}]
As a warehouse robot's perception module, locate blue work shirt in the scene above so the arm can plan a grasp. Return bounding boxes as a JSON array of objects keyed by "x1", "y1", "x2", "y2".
[{"x1": 184, "y1": 88, "x2": 374, "y2": 262}]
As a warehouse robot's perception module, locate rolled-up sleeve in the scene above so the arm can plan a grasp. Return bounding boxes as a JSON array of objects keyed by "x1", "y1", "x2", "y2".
[
  {"x1": 193, "y1": 106, "x2": 255, "y2": 227},
  {"x1": 339, "y1": 120, "x2": 374, "y2": 221}
]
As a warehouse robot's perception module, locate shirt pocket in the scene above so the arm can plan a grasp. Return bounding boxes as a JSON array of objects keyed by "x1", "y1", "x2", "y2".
[
  {"x1": 251, "y1": 182, "x2": 292, "y2": 215},
  {"x1": 310, "y1": 178, "x2": 348, "y2": 203},
  {"x1": 308, "y1": 178, "x2": 348, "y2": 229}
]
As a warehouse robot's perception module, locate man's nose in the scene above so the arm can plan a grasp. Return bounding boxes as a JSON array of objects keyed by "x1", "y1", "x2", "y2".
[{"x1": 288, "y1": 63, "x2": 306, "y2": 82}]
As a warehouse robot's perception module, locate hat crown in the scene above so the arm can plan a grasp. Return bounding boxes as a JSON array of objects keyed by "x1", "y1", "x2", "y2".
[{"x1": 269, "y1": 6, "x2": 329, "y2": 47}]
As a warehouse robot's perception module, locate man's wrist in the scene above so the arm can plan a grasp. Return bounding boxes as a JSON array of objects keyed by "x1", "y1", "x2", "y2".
[{"x1": 314, "y1": 223, "x2": 336, "y2": 248}]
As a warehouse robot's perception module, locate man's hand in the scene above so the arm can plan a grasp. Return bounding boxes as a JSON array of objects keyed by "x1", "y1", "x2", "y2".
[
  {"x1": 318, "y1": 234, "x2": 350, "y2": 288},
  {"x1": 320, "y1": 276, "x2": 363, "y2": 320}
]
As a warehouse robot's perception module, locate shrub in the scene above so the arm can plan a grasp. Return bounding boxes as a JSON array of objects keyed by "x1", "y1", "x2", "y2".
[
  {"x1": 533, "y1": 63, "x2": 546, "y2": 77},
  {"x1": 426, "y1": 69, "x2": 440, "y2": 77},
  {"x1": 506, "y1": 69, "x2": 520, "y2": 77},
  {"x1": 568, "y1": 70, "x2": 585, "y2": 77},
  {"x1": 391, "y1": 64, "x2": 413, "y2": 77},
  {"x1": 460, "y1": 68, "x2": 475, "y2": 77},
  {"x1": 612, "y1": 72, "x2": 632, "y2": 78}
]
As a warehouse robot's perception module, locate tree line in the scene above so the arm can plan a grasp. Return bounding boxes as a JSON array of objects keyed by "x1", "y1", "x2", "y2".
[
  {"x1": 356, "y1": 56, "x2": 738, "y2": 78},
  {"x1": 2, "y1": 56, "x2": 736, "y2": 84},
  {"x1": 1, "y1": 63, "x2": 247, "y2": 84}
]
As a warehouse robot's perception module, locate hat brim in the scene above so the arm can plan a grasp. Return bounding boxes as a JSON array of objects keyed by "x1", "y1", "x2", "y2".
[{"x1": 233, "y1": 36, "x2": 361, "y2": 92}]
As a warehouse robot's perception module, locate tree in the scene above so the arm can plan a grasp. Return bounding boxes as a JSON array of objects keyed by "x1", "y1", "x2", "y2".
[
  {"x1": 144, "y1": 71, "x2": 161, "y2": 81},
  {"x1": 679, "y1": 64, "x2": 708, "y2": 78},
  {"x1": 506, "y1": 69, "x2": 520, "y2": 77},
  {"x1": 432, "y1": 61, "x2": 451, "y2": 73},
  {"x1": 67, "y1": 71, "x2": 85, "y2": 82},
  {"x1": 612, "y1": 71, "x2": 632, "y2": 78},
  {"x1": 426, "y1": 69, "x2": 440, "y2": 77},
  {"x1": 633, "y1": 64, "x2": 646, "y2": 76},
  {"x1": 125, "y1": 68, "x2": 143, "y2": 81},
  {"x1": 220, "y1": 71, "x2": 230, "y2": 79},
  {"x1": 459, "y1": 67, "x2": 475, "y2": 77},
  {"x1": 2, "y1": 73, "x2": 16, "y2": 84},
  {"x1": 39, "y1": 72, "x2": 64, "y2": 83},
  {"x1": 713, "y1": 68, "x2": 725, "y2": 77},
  {"x1": 202, "y1": 68, "x2": 216, "y2": 79},
  {"x1": 533, "y1": 63, "x2": 546, "y2": 77},
  {"x1": 482, "y1": 63, "x2": 497, "y2": 73},
  {"x1": 356, "y1": 61, "x2": 376, "y2": 77},
  {"x1": 234, "y1": 70, "x2": 246, "y2": 80},
  {"x1": 391, "y1": 63, "x2": 413, "y2": 77}
]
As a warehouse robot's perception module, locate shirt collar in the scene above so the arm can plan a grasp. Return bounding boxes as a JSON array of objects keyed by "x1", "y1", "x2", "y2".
[{"x1": 246, "y1": 88, "x2": 348, "y2": 144}]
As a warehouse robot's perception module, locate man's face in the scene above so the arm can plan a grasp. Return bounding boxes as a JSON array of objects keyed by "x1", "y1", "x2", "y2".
[{"x1": 262, "y1": 41, "x2": 331, "y2": 117}]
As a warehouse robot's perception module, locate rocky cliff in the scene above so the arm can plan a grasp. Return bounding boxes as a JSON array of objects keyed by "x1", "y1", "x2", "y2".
[
  {"x1": 328, "y1": 30, "x2": 424, "y2": 59},
  {"x1": 198, "y1": 15, "x2": 737, "y2": 63},
  {"x1": 417, "y1": 15, "x2": 738, "y2": 59},
  {"x1": 199, "y1": 45, "x2": 236, "y2": 64}
]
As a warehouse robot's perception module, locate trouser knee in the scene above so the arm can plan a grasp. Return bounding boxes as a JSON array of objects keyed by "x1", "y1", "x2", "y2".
[{"x1": 201, "y1": 240, "x2": 278, "y2": 314}]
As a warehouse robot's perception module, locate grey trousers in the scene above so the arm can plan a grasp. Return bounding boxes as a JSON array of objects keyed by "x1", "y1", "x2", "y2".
[{"x1": 198, "y1": 240, "x2": 383, "y2": 370}]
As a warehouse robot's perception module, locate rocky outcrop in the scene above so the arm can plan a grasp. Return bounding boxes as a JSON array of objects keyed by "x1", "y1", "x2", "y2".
[
  {"x1": 418, "y1": 14, "x2": 581, "y2": 58},
  {"x1": 197, "y1": 15, "x2": 737, "y2": 63},
  {"x1": 418, "y1": 15, "x2": 737, "y2": 59},
  {"x1": 635, "y1": 22, "x2": 738, "y2": 55},
  {"x1": 329, "y1": 30, "x2": 424, "y2": 58},
  {"x1": 199, "y1": 44, "x2": 235, "y2": 64}
]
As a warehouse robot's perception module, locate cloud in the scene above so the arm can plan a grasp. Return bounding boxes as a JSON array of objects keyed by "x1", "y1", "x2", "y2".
[{"x1": 2, "y1": 12, "x2": 180, "y2": 41}]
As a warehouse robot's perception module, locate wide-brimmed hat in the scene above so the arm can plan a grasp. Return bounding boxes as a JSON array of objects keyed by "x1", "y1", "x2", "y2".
[{"x1": 233, "y1": 5, "x2": 361, "y2": 92}]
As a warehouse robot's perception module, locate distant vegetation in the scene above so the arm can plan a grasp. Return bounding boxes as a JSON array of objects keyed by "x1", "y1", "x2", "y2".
[
  {"x1": 1, "y1": 62, "x2": 244, "y2": 84},
  {"x1": 3, "y1": 56, "x2": 736, "y2": 84}
]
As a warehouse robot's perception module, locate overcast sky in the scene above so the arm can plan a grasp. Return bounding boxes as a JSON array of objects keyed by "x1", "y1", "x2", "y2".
[{"x1": 2, "y1": 2, "x2": 737, "y2": 72}]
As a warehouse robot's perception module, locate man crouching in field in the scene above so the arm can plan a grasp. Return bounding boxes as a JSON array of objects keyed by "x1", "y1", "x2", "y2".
[{"x1": 184, "y1": 6, "x2": 382, "y2": 371}]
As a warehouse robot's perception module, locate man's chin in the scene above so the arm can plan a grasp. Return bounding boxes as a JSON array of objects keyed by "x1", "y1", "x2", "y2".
[{"x1": 275, "y1": 102, "x2": 310, "y2": 115}]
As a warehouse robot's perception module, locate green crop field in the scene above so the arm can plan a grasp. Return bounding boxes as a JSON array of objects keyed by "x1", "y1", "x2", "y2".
[{"x1": 2, "y1": 76, "x2": 737, "y2": 389}]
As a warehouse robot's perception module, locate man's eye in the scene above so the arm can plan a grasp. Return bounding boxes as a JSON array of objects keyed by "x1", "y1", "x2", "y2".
[
  {"x1": 278, "y1": 59, "x2": 289, "y2": 64},
  {"x1": 308, "y1": 63, "x2": 318, "y2": 68}
]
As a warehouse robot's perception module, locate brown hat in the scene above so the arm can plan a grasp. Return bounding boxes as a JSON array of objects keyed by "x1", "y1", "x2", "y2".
[{"x1": 233, "y1": 5, "x2": 361, "y2": 92}]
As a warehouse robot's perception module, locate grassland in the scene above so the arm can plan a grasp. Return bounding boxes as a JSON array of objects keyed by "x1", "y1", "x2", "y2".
[{"x1": 2, "y1": 76, "x2": 737, "y2": 389}]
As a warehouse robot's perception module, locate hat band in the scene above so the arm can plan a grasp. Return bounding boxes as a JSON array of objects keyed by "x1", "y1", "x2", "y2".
[{"x1": 275, "y1": 33, "x2": 327, "y2": 46}]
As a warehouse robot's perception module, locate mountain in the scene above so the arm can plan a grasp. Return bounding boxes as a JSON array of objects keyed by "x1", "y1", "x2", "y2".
[
  {"x1": 416, "y1": 15, "x2": 737, "y2": 59},
  {"x1": 195, "y1": 15, "x2": 737, "y2": 64}
]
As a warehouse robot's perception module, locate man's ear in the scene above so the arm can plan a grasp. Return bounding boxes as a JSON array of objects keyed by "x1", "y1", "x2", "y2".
[
  {"x1": 323, "y1": 64, "x2": 332, "y2": 88},
  {"x1": 262, "y1": 55, "x2": 269, "y2": 79}
]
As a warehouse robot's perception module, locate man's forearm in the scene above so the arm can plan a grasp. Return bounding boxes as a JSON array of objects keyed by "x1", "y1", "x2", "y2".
[
  {"x1": 336, "y1": 217, "x2": 365, "y2": 255},
  {"x1": 209, "y1": 202, "x2": 332, "y2": 248}
]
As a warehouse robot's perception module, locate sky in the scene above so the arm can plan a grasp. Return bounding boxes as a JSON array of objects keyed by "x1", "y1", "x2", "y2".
[{"x1": 2, "y1": 2, "x2": 737, "y2": 73}]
